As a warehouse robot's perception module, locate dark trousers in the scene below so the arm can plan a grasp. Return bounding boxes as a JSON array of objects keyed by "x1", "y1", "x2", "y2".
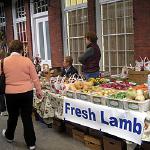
[{"x1": 5, "y1": 90, "x2": 36, "y2": 146}]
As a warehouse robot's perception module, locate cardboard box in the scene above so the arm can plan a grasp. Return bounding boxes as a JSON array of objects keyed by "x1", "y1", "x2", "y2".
[
  {"x1": 84, "y1": 135, "x2": 103, "y2": 150},
  {"x1": 72, "y1": 129, "x2": 85, "y2": 143},
  {"x1": 103, "y1": 135, "x2": 126, "y2": 150}
]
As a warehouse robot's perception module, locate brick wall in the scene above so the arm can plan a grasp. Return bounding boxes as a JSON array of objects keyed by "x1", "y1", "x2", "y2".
[
  {"x1": 133, "y1": 0, "x2": 150, "y2": 60},
  {"x1": 4, "y1": 0, "x2": 14, "y2": 44},
  {"x1": 48, "y1": 0, "x2": 64, "y2": 67},
  {"x1": 25, "y1": 0, "x2": 33, "y2": 58},
  {"x1": 87, "y1": 0, "x2": 96, "y2": 33}
]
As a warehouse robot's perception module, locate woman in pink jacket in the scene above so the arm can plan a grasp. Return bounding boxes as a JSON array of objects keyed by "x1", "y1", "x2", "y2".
[{"x1": 0, "y1": 40, "x2": 42, "y2": 150}]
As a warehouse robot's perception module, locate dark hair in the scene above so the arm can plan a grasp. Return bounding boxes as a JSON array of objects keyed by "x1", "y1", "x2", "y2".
[
  {"x1": 85, "y1": 32, "x2": 98, "y2": 43},
  {"x1": 9, "y1": 40, "x2": 23, "y2": 53},
  {"x1": 64, "y1": 56, "x2": 73, "y2": 66}
]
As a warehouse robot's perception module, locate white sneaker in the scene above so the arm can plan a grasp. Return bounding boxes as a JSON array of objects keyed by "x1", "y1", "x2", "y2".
[
  {"x1": 0, "y1": 111, "x2": 8, "y2": 116},
  {"x1": 2, "y1": 129, "x2": 13, "y2": 143},
  {"x1": 29, "y1": 146, "x2": 36, "y2": 150}
]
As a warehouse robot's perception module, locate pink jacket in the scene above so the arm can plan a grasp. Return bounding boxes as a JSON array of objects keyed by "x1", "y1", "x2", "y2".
[{"x1": 0, "y1": 53, "x2": 42, "y2": 94}]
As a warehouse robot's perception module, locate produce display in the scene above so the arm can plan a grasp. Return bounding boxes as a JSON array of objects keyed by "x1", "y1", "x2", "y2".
[
  {"x1": 88, "y1": 77, "x2": 109, "y2": 85},
  {"x1": 109, "y1": 92, "x2": 127, "y2": 99},
  {"x1": 109, "y1": 88, "x2": 149, "y2": 101},
  {"x1": 100, "y1": 81, "x2": 135, "y2": 90},
  {"x1": 92, "y1": 88, "x2": 117, "y2": 97},
  {"x1": 34, "y1": 75, "x2": 150, "y2": 143}
]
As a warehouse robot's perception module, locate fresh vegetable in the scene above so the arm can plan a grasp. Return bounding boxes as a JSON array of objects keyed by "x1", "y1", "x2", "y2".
[
  {"x1": 109, "y1": 92, "x2": 127, "y2": 99},
  {"x1": 133, "y1": 84, "x2": 148, "y2": 91},
  {"x1": 126, "y1": 88, "x2": 137, "y2": 100}
]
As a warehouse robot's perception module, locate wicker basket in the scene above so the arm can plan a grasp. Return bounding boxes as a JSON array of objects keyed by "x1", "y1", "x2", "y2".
[{"x1": 128, "y1": 70, "x2": 150, "y2": 84}]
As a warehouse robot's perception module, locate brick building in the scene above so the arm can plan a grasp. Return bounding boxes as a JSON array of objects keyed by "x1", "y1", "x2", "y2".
[{"x1": 0, "y1": 0, "x2": 150, "y2": 74}]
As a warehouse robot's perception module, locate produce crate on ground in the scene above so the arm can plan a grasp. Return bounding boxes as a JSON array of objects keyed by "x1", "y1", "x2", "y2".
[
  {"x1": 88, "y1": 128, "x2": 103, "y2": 139},
  {"x1": 73, "y1": 123, "x2": 89, "y2": 134},
  {"x1": 84, "y1": 135, "x2": 103, "y2": 150},
  {"x1": 124, "y1": 99, "x2": 150, "y2": 112},
  {"x1": 128, "y1": 70, "x2": 150, "y2": 84},
  {"x1": 65, "y1": 122, "x2": 75, "y2": 137},
  {"x1": 72, "y1": 129, "x2": 85, "y2": 143},
  {"x1": 52, "y1": 118, "x2": 65, "y2": 132},
  {"x1": 103, "y1": 135, "x2": 126, "y2": 150},
  {"x1": 141, "y1": 141, "x2": 150, "y2": 150}
]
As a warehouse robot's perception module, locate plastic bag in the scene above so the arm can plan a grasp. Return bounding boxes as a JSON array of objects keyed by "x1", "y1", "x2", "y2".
[{"x1": 144, "y1": 57, "x2": 150, "y2": 71}]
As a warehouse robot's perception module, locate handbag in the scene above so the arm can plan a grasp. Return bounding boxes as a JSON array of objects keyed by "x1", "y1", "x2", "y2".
[{"x1": 0, "y1": 59, "x2": 6, "y2": 95}]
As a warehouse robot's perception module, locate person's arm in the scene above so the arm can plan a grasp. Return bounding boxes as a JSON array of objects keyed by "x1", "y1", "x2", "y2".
[
  {"x1": 29, "y1": 60, "x2": 42, "y2": 98},
  {"x1": 78, "y1": 47, "x2": 95, "y2": 64}
]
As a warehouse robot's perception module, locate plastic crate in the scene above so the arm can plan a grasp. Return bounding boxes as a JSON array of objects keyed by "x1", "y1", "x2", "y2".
[
  {"x1": 76, "y1": 92, "x2": 92, "y2": 102},
  {"x1": 92, "y1": 95, "x2": 107, "y2": 105},
  {"x1": 66, "y1": 90, "x2": 76, "y2": 99},
  {"x1": 106, "y1": 98, "x2": 124, "y2": 109},
  {"x1": 124, "y1": 99, "x2": 150, "y2": 112}
]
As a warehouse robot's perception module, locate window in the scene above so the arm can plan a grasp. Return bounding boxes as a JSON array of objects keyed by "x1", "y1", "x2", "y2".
[
  {"x1": 0, "y1": 3, "x2": 6, "y2": 33},
  {"x1": 64, "y1": 0, "x2": 88, "y2": 72},
  {"x1": 13, "y1": 0, "x2": 28, "y2": 55},
  {"x1": 65, "y1": 0, "x2": 87, "y2": 7},
  {"x1": 100, "y1": 0, "x2": 134, "y2": 74},
  {"x1": 0, "y1": 2, "x2": 7, "y2": 53},
  {"x1": 16, "y1": 21, "x2": 27, "y2": 50},
  {"x1": 33, "y1": 0, "x2": 48, "y2": 14},
  {"x1": 15, "y1": 0, "x2": 26, "y2": 18}
]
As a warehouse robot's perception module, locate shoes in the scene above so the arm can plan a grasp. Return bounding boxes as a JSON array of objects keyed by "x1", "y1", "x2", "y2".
[
  {"x1": 28, "y1": 146, "x2": 36, "y2": 150},
  {"x1": 0, "y1": 111, "x2": 8, "y2": 116},
  {"x1": 2, "y1": 129, "x2": 13, "y2": 143}
]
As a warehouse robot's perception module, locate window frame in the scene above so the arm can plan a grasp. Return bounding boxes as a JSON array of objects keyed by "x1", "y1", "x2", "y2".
[
  {"x1": 62, "y1": 1, "x2": 88, "y2": 71},
  {"x1": 96, "y1": 0, "x2": 134, "y2": 74},
  {"x1": 12, "y1": 0, "x2": 26, "y2": 40}
]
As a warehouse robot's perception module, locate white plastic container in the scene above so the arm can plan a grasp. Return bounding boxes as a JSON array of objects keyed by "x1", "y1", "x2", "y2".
[
  {"x1": 92, "y1": 95, "x2": 107, "y2": 105},
  {"x1": 76, "y1": 92, "x2": 92, "y2": 102},
  {"x1": 106, "y1": 98, "x2": 124, "y2": 109},
  {"x1": 66, "y1": 90, "x2": 76, "y2": 99},
  {"x1": 124, "y1": 99, "x2": 150, "y2": 112}
]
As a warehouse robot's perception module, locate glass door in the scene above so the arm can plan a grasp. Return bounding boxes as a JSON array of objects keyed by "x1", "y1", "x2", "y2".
[{"x1": 35, "y1": 17, "x2": 51, "y2": 66}]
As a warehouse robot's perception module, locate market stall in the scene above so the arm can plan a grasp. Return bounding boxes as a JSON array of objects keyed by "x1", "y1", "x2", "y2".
[{"x1": 33, "y1": 70, "x2": 150, "y2": 150}]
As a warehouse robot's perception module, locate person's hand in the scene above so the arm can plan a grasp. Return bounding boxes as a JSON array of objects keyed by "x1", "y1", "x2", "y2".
[{"x1": 36, "y1": 91, "x2": 43, "y2": 99}]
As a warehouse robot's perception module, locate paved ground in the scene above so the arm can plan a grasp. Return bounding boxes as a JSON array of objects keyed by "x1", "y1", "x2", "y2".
[{"x1": 0, "y1": 115, "x2": 89, "y2": 150}]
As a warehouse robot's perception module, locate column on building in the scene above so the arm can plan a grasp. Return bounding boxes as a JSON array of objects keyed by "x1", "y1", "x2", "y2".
[
  {"x1": 88, "y1": 0, "x2": 96, "y2": 33},
  {"x1": 133, "y1": 0, "x2": 150, "y2": 59},
  {"x1": 48, "y1": 0, "x2": 64, "y2": 67},
  {"x1": 25, "y1": 0, "x2": 33, "y2": 58},
  {"x1": 4, "y1": 0, "x2": 14, "y2": 44}
]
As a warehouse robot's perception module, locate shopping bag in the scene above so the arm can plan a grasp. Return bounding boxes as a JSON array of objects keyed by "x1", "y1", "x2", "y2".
[
  {"x1": 144, "y1": 57, "x2": 150, "y2": 71},
  {"x1": 0, "y1": 59, "x2": 5, "y2": 94},
  {"x1": 0, "y1": 94, "x2": 6, "y2": 112}
]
